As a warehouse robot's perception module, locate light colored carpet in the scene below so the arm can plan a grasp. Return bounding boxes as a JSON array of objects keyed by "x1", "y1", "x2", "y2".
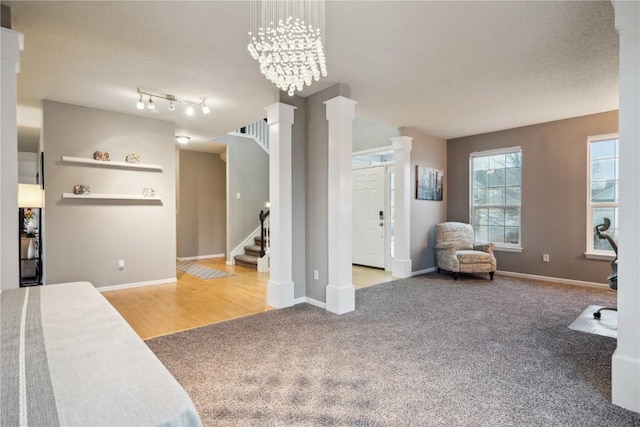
[
  {"x1": 147, "y1": 274, "x2": 638, "y2": 426},
  {"x1": 569, "y1": 304, "x2": 617, "y2": 338},
  {"x1": 176, "y1": 262, "x2": 231, "y2": 280}
]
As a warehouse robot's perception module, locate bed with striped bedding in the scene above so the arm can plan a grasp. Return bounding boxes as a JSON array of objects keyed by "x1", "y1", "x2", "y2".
[{"x1": 0, "y1": 282, "x2": 201, "y2": 426}]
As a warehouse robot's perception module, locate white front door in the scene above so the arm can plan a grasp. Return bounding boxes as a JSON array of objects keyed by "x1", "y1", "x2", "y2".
[{"x1": 353, "y1": 166, "x2": 386, "y2": 268}]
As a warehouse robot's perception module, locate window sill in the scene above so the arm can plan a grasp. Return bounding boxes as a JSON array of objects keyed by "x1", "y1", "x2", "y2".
[
  {"x1": 494, "y1": 245, "x2": 523, "y2": 253},
  {"x1": 585, "y1": 252, "x2": 616, "y2": 261}
]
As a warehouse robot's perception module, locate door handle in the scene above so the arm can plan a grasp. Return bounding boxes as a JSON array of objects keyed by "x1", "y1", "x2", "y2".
[{"x1": 379, "y1": 210, "x2": 384, "y2": 220}]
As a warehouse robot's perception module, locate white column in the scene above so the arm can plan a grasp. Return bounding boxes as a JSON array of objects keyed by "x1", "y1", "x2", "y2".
[
  {"x1": 325, "y1": 96, "x2": 357, "y2": 314},
  {"x1": 266, "y1": 102, "x2": 296, "y2": 308},
  {"x1": 391, "y1": 136, "x2": 413, "y2": 278},
  {"x1": 613, "y1": 0, "x2": 640, "y2": 413},
  {"x1": 1, "y1": 28, "x2": 23, "y2": 290}
]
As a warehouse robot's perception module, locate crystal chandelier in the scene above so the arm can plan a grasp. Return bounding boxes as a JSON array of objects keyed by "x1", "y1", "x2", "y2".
[{"x1": 248, "y1": 0, "x2": 327, "y2": 96}]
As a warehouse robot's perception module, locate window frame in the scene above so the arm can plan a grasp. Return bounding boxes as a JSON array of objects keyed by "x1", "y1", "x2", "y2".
[
  {"x1": 585, "y1": 133, "x2": 619, "y2": 260},
  {"x1": 469, "y1": 146, "x2": 523, "y2": 252}
]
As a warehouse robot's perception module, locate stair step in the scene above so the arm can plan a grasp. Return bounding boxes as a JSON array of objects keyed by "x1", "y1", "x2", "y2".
[
  {"x1": 254, "y1": 236, "x2": 263, "y2": 245},
  {"x1": 244, "y1": 245, "x2": 262, "y2": 258},
  {"x1": 234, "y1": 254, "x2": 258, "y2": 270}
]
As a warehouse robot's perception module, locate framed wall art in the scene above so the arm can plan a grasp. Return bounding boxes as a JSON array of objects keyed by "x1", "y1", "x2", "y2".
[{"x1": 416, "y1": 165, "x2": 443, "y2": 201}]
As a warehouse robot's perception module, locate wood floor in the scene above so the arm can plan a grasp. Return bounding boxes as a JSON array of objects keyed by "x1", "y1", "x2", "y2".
[{"x1": 103, "y1": 258, "x2": 393, "y2": 340}]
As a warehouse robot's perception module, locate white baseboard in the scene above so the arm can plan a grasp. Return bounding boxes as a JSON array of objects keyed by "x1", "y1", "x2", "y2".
[
  {"x1": 412, "y1": 266, "x2": 438, "y2": 276},
  {"x1": 97, "y1": 277, "x2": 176, "y2": 292},
  {"x1": 294, "y1": 297, "x2": 326, "y2": 309},
  {"x1": 176, "y1": 253, "x2": 225, "y2": 261},
  {"x1": 497, "y1": 270, "x2": 609, "y2": 290}
]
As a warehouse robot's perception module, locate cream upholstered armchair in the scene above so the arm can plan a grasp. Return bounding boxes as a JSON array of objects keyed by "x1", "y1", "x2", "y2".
[{"x1": 434, "y1": 222, "x2": 496, "y2": 280}]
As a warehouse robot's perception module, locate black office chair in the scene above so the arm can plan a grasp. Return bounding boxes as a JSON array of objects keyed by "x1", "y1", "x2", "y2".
[{"x1": 593, "y1": 217, "x2": 617, "y2": 319}]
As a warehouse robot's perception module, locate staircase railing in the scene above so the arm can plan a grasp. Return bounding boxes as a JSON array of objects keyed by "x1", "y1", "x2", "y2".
[
  {"x1": 258, "y1": 209, "x2": 270, "y2": 272},
  {"x1": 259, "y1": 209, "x2": 270, "y2": 256},
  {"x1": 230, "y1": 118, "x2": 269, "y2": 154}
]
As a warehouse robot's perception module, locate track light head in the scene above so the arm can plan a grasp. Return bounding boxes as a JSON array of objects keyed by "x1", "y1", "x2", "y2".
[
  {"x1": 136, "y1": 94, "x2": 145, "y2": 110},
  {"x1": 201, "y1": 102, "x2": 211, "y2": 114},
  {"x1": 168, "y1": 101, "x2": 175, "y2": 112},
  {"x1": 186, "y1": 106, "x2": 194, "y2": 116},
  {"x1": 147, "y1": 97, "x2": 155, "y2": 110}
]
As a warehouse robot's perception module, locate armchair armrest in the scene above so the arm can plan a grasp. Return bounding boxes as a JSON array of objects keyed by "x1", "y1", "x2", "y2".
[
  {"x1": 435, "y1": 242, "x2": 456, "y2": 252},
  {"x1": 473, "y1": 242, "x2": 495, "y2": 255}
]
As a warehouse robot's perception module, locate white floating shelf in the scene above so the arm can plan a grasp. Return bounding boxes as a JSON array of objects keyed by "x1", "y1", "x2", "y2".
[
  {"x1": 62, "y1": 193, "x2": 163, "y2": 202},
  {"x1": 61, "y1": 156, "x2": 163, "y2": 172}
]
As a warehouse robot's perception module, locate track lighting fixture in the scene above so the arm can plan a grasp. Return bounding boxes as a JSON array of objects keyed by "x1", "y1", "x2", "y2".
[{"x1": 136, "y1": 89, "x2": 211, "y2": 116}]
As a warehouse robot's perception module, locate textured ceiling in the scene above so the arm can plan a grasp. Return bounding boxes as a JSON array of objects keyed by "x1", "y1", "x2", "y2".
[{"x1": 4, "y1": 1, "x2": 618, "y2": 153}]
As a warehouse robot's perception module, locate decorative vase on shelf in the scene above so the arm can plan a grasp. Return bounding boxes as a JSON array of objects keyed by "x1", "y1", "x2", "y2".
[
  {"x1": 27, "y1": 219, "x2": 34, "y2": 234},
  {"x1": 27, "y1": 239, "x2": 35, "y2": 260}
]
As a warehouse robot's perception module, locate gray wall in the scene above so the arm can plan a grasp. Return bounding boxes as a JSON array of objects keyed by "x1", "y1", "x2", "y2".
[
  {"x1": 177, "y1": 150, "x2": 226, "y2": 258},
  {"x1": 43, "y1": 101, "x2": 176, "y2": 287},
  {"x1": 402, "y1": 128, "x2": 448, "y2": 272},
  {"x1": 353, "y1": 117, "x2": 401, "y2": 152},
  {"x1": 304, "y1": 83, "x2": 350, "y2": 302},
  {"x1": 217, "y1": 134, "x2": 269, "y2": 258},
  {"x1": 447, "y1": 110, "x2": 618, "y2": 283},
  {"x1": 279, "y1": 92, "x2": 307, "y2": 299}
]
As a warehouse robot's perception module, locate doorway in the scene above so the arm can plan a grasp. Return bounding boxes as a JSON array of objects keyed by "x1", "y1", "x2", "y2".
[{"x1": 352, "y1": 148, "x2": 394, "y2": 270}]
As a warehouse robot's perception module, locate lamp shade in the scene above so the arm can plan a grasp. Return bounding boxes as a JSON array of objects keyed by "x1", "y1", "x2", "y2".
[{"x1": 18, "y1": 184, "x2": 44, "y2": 208}]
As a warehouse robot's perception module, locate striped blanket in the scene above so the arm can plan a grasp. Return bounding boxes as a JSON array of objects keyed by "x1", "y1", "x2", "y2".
[{"x1": 0, "y1": 282, "x2": 201, "y2": 426}]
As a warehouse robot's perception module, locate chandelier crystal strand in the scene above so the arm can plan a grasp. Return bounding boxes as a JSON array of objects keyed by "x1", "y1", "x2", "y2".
[{"x1": 248, "y1": 0, "x2": 327, "y2": 96}]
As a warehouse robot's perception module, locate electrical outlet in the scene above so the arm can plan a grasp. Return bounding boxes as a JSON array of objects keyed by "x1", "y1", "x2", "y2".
[
  {"x1": 314, "y1": 270, "x2": 319, "y2": 280},
  {"x1": 236, "y1": 192, "x2": 241, "y2": 199},
  {"x1": 118, "y1": 259, "x2": 125, "y2": 269},
  {"x1": 542, "y1": 254, "x2": 549, "y2": 262}
]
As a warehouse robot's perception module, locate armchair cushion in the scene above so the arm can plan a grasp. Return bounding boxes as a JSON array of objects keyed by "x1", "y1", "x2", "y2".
[{"x1": 456, "y1": 250, "x2": 493, "y2": 264}]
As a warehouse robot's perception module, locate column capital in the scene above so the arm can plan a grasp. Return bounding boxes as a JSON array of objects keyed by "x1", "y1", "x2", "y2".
[
  {"x1": 324, "y1": 96, "x2": 357, "y2": 120},
  {"x1": 1, "y1": 28, "x2": 23, "y2": 72},
  {"x1": 266, "y1": 102, "x2": 296, "y2": 126},
  {"x1": 392, "y1": 136, "x2": 413, "y2": 151}
]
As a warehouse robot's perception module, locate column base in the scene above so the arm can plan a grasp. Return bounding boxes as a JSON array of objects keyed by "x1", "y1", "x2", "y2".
[
  {"x1": 326, "y1": 284, "x2": 355, "y2": 314},
  {"x1": 392, "y1": 258, "x2": 412, "y2": 278},
  {"x1": 267, "y1": 279, "x2": 294, "y2": 309},
  {"x1": 612, "y1": 349, "x2": 640, "y2": 412}
]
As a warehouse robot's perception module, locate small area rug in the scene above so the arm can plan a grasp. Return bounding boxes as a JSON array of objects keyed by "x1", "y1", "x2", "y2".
[
  {"x1": 176, "y1": 262, "x2": 231, "y2": 280},
  {"x1": 569, "y1": 304, "x2": 617, "y2": 338}
]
